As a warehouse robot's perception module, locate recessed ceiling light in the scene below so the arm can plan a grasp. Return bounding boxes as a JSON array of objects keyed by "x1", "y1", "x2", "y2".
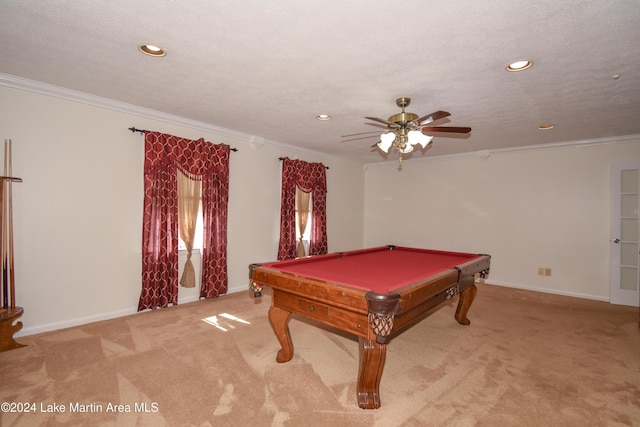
[
  {"x1": 506, "y1": 60, "x2": 533, "y2": 72},
  {"x1": 538, "y1": 124, "x2": 555, "y2": 130},
  {"x1": 138, "y1": 44, "x2": 166, "y2": 57},
  {"x1": 316, "y1": 114, "x2": 332, "y2": 121}
]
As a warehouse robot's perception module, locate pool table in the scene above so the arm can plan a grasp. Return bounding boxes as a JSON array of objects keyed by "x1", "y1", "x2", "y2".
[{"x1": 249, "y1": 245, "x2": 490, "y2": 409}]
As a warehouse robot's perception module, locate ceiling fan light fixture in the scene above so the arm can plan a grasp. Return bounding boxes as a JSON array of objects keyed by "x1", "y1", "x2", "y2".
[
  {"x1": 399, "y1": 143, "x2": 414, "y2": 154},
  {"x1": 408, "y1": 130, "x2": 433, "y2": 148},
  {"x1": 506, "y1": 60, "x2": 532, "y2": 72},
  {"x1": 377, "y1": 132, "x2": 396, "y2": 153},
  {"x1": 376, "y1": 141, "x2": 391, "y2": 153},
  {"x1": 138, "y1": 44, "x2": 166, "y2": 57}
]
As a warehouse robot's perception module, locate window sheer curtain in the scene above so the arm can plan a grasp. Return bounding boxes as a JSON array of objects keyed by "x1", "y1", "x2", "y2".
[
  {"x1": 278, "y1": 158, "x2": 327, "y2": 260},
  {"x1": 177, "y1": 170, "x2": 200, "y2": 288},
  {"x1": 295, "y1": 188, "x2": 311, "y2": 257},
  {"x1": 138, "y1": 131, "x2": 230, "y2": 311}
]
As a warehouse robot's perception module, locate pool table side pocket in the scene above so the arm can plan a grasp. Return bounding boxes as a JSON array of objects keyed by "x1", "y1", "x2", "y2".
[{"x1": 390, "y1": 270, "x2": 461, "y2": 332}]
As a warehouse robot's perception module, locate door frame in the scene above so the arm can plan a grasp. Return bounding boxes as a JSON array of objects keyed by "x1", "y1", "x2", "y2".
[{"x1": 610, "y1": 162, "x2": 640, "y2": 307}]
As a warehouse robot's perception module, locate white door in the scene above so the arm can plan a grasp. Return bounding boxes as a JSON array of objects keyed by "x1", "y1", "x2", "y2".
[{"x1": 610, "y1": 163, "x2": 640, "y2": 306}]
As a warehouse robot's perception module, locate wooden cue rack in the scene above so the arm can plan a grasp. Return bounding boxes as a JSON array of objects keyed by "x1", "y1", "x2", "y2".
[{"x1": 0, "y1": 138, "x2": 25, "y2": 352}]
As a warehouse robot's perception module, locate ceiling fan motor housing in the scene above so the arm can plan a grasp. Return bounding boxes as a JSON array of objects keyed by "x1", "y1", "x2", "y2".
[
  {"x1": 388, "y1": 111, "x2": 419, "y2": 126},
  {"x1": 389, "y1": 97, "x2": 418, "y2": 126}
]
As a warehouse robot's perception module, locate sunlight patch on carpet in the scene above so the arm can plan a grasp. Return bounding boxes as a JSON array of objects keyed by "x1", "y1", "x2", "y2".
[{"x1": 202, "y1": 313, "x2": 251, "y2": 331}]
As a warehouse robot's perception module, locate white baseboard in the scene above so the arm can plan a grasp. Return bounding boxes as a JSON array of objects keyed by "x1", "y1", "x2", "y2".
[
  {"x1": 16, "y1": 306, "x2": 140, "y2": 338},
  {"x1": 483, "y1": 279, "x2": 609, "y2": 302},
  {"x1": 14, "y1": 281, "x2": 608, "y2": 338},
  {"x1": 16, "y1": 285, "x2": 249, "y2": 338}
]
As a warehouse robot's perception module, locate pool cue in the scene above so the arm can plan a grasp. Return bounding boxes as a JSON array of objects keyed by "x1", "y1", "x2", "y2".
[
  {"x1": 1, "y1": 140, "x2": 7, "y2": 309},
  {"x1": 0, "y1": 182, "x2": 4, "y2": 309},
  {"x1": 7, "y1": 139, "x2": 15, "y2": 308}
]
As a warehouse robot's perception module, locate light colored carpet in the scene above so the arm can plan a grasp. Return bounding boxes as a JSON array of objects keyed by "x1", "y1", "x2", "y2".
[{"x1": 1, "y1": 283, "x2": 638, "y2": 426}]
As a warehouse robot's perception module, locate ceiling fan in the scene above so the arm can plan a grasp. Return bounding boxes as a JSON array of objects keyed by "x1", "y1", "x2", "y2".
[{"x1": 343, "y1": 97, "x2": 471, "y2": 163}]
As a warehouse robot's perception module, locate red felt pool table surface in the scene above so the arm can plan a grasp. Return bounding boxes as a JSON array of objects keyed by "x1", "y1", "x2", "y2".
[{"x1": 260, "y1": 245, "x2": 482, "y2": 294}]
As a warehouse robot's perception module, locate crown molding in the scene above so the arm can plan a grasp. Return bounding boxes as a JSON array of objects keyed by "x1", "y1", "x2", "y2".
[
  {"x1": 3, "y1": 72, "x2": 637, "y2": 169},
  {"x1": 0, "y1": 72, "x2": 359, "y2": 166},
  {"x1": 0, "y1": 72, "x2": 257, "y2": 141}
]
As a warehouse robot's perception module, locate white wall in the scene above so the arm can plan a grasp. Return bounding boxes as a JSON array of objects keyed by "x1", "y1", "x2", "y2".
[
  {"x1": 0, "y1": 84, "x2": 365, "y2": 335},
  {"x1": 3, "y1": 78, "x2": 638, "y2": 335},
  {"x1": 364, "y1": 140, "x2": 640, "y2": 301}
]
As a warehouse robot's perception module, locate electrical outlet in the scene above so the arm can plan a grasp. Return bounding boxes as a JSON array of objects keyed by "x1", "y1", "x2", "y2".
[{"x1": 544, "y1": 268, "x2": 551, "y2": 276}]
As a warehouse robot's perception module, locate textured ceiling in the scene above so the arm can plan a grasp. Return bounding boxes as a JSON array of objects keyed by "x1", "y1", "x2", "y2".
[{"x1": 1, "y1": 0, "x2": 639, "y2": 163}]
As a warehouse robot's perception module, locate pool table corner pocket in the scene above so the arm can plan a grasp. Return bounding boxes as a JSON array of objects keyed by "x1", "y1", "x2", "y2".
[{"x1": 365, "y1": 291, "x2": 401, "y2": 344}]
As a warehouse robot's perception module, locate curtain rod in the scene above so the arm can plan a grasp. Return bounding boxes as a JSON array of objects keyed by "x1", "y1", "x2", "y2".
[
  {"x1": 128, "y1": 127, "x2": 238, "y2": 152},
  {"x1": 279, "y1": 157, "x2": 329, "y2": 170}
]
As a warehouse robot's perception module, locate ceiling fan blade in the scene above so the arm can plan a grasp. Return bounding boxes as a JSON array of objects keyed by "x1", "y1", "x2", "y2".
[
  {"x1": 414, "y1": 110, "x2": 451, "y2": 125},
  {"x1": 342, "y1": 134, "x2": 380, "y2": 142},
  {"x1": 365, "y1": 122, "x2": 390, "y2": 130},
  {"x1": 422, "y1": 126, "x2": 472, "y2": 134},
  {"x1": 341, "y1": 131, "x2": 382, "y2": 138},
  {"x1": 365, "y1": 116, "x2": 398, "y2": 127}
]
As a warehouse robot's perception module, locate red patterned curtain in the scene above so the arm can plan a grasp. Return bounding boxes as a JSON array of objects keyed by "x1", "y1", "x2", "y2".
[
  {"x1": 138, "y1": 131, "x2": 230, "y2": 311},
  {"x1": 277, "y1": 158, "x2": 328, "y2": 260}
]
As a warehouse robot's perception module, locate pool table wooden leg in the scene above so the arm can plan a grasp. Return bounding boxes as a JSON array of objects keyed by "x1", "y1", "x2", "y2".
[
  {"x1": 455, "y1": 283, "x2": 477, "y2": 325},
  {"x1": 357, "y1": 337, "x2": 386, "y2": 409},
  {"x1": 268, "y1": 305, "x2": 294, "y2": 363}
]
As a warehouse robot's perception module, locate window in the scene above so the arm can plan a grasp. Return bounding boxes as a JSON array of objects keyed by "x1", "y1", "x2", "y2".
[
  {"x1": 295, "y1": 187, "x2": 312, "y2": 257},
  {"x1": 139, "y1": 131, "x2": 230, "y2": 309},
  {"x1": 178, "y1": 200, "x2": 203, "y2": 251},
  {"x1": 277, "y1": 157, "x2": 327, "y2": 260},
  {"x1": 177, "y1": 172, "x2": 203, "y2": 251}
]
